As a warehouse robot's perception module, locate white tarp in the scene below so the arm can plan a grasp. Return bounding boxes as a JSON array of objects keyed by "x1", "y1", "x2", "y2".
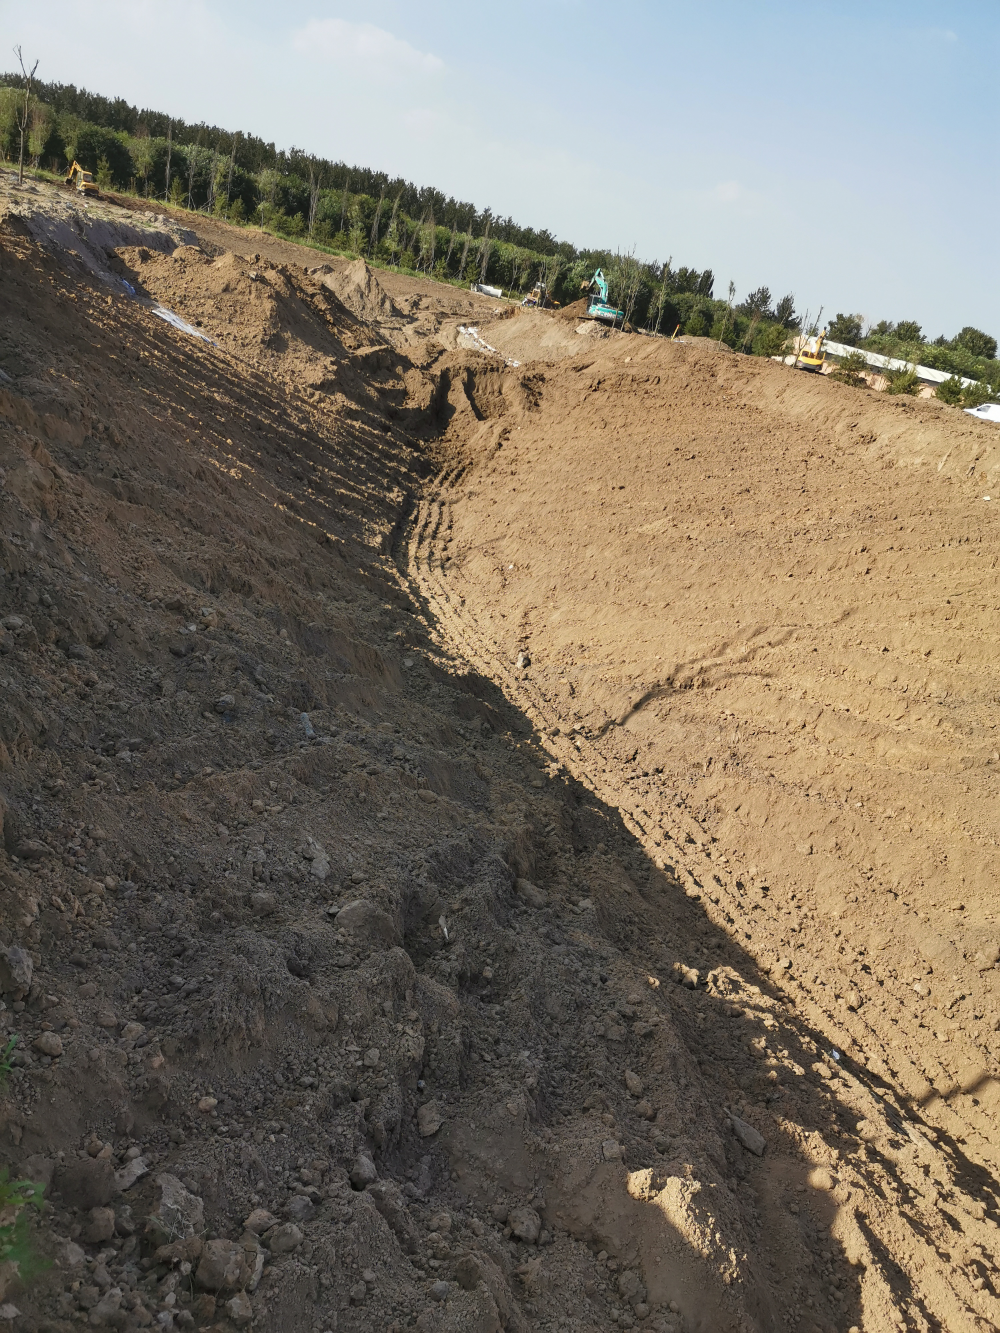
[
  {"x1": 152, "y1": 306, "x2": 217, "y2": 346},
  {"x1": 458, "y1": 325, "x2": 519, "y2": 368},
  {"x1": 964, "y1": 403, "x2": 1000, "y2": 423}
]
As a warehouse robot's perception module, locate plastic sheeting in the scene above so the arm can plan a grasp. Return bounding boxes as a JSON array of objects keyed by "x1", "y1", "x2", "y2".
[
  {"x1": 152, "y1": 306, "x2": 217, "y2": 346},
  {"x1": 458, "y1": 325, "x2": 519, "y2": 368},
  {"x1": 964, "y1": 403, "x2": 1000, "y2": 423},
  {"x1": 822, "y1": 339, "x2": 978, "y2": 388}
]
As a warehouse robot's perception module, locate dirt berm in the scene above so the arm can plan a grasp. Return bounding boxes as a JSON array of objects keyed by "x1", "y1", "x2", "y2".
[{"x1": 0, "y1": 177, "x2": 998, "y2": 1333}]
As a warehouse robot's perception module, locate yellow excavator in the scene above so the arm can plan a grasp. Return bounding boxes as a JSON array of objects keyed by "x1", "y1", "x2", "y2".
[
  {"x1": 796, "y1": 329, "x2": 827, "y2": 372},
  {"x1": 65, "y1": 161, "x2": 99, "y2": 196},
  {"x1": 521, "y1": 281, "x2": 559, "y2": 309}
]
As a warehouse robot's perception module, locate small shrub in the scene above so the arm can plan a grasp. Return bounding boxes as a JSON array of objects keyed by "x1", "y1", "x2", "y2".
[
  {"x1": 936, "y1": 375, "x2": 964, "y2": 405},
  {"x1": 0, "y1": 1034, "x2": 17, "y2": 1082},
  {"x1": 829, "y1": 351, "x2": 869, "y2": 388},
  {"x1": 95, "y1": 156, "x2": 113, "y2": 190},
  {"x1": 961, "y1": 379, "x2": 993, "y2": 409},
  {"x1": 886, "y1": 366, "x2": 919, "y2": 395},
  {"x1": 0, "y1": 1168, "x2": 47, "y2": 1280}
]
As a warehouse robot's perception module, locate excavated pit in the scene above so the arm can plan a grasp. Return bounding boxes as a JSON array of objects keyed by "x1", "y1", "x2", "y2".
[{"x1": 0, "y1": 178, "x2": 998, "y2": 1333}]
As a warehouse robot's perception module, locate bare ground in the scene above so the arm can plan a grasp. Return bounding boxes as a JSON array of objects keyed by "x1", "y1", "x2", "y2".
[{"x1": 0, "y1": 176, "x2": 997, "y2": 1333}]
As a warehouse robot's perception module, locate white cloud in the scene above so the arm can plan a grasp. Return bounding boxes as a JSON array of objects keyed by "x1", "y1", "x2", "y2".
[
  {"x1": 713, "y1": 180, "x2": 742, "y2": 204},
  {"x1": 290, "y1": 19, "x2": 444, "y2": 78}
]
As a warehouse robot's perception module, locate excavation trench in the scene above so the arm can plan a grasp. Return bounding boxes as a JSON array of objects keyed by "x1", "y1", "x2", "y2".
[{"x1": 0, "y1": 178, "x2": 997, "y2": 1333}]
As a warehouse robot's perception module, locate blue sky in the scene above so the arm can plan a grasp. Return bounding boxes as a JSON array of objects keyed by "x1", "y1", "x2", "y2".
[{"x1": 13, "y1": 0, "x2": 999, "y2": 336}]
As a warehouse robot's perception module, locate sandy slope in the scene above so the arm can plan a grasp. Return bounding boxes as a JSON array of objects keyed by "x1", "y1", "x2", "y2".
[{"x1": 408, "y1": 311, "x2": 1000, "y2": 1331}]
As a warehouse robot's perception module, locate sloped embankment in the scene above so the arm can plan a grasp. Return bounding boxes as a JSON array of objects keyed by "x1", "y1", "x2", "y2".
[
  {"x1": 408, "y1": 316, "x2": 1000, "y2": 1332},
  {"x1": 0, "y1": 187, "x2": 833, "y2": 1333}
]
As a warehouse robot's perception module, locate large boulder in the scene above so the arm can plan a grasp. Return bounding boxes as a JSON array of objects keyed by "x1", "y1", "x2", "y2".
[
  {"x1": 0, "y1": 947, "x2": 32, "y2": 998},
  {"x1": 144, "y1": 1174, "x2": 205, "y2": 1247},
  {"x1": 335, "y1": 899, "x2": 400, "y2": 946},
  {"x1": 196, "y1": 1238, "x2": 243, "y2": 1292}
]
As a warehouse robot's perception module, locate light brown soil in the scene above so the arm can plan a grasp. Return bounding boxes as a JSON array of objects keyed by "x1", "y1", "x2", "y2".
[{"x1": 1, "y1": 178, "x2": 999, "y2": 1333}]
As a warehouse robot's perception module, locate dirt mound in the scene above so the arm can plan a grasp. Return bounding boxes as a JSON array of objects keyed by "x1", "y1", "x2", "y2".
[
  {"x1": 466, "y1": 306, "x2": 601, "y2": 363},
  {"x1": 555, "y1": 296, "x2": 592, "y2": 321},
  {"x1": 2, "y1": 187, "x2": 195, "y2": 279},
  {"x1": 320, "y1": 257, "x2": 404, "y2": 327}
]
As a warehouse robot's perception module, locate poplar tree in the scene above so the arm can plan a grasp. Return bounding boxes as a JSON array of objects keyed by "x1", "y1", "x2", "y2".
[
  {"x1": 13, "y1": 46, "x2": 38, "y2": 186},
  {"x1": 445, "y1": 217, "x2": 457, "y2": 270},
  {"x1": 367, "y1": 186, "x2": 385, "y2": 257},
  {"x1": 164, "y1": 119, "x2": 173, "y2": 203}
]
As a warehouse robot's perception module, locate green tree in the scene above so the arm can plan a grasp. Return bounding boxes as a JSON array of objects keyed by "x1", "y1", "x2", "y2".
[
  {"x1": 829, "y1": 351, "x2": 869, "y2": 387},
  {"x1": 73, "y1": 124, "x2": 131, "y2": 185},
  {"x1": 0, "y1": 87, "x2": 18, "y2": 160},
  {"x1": 953, "y1": 326, "x2": 997, "y2": 360},
  {"x1": 128, "y1": 133, "x2": 156, "y2": 194},
  {"x1": 754, "y1": 323, "x2": 791, "y2": 358},
  {"x1": 886, "y1": 366, "x2": 919, "y2": 395},
  {"x1": 935, "y1": 376, "x2": 964, "y2": 405},
  {"x1": 256, "y1": 167, "x2": 280, "y2": 232},
  {"x1": 27, "y1": 101, "x2": 51, "y2": 164},
  {"x1": 739, "y1": 286, "x2": 773, "y2": 318},
  {"x1": 686, "y1": 307, "x2": 711, "y2": 337},
  {"x1": 961, "y1": 379, "x2": 993, "y2": 408},
  {"x1": 774, "y1": 293, "x2": 798, "y2": 328},
  {"x1": 828, "y1": 312, "x2": 863, "y2": 345},
  {"x1": 95, "y1": 156, "x2": 113, "y2": 189},
  {"x1": 894, "y1": 320, "x2": 922, "y2": 344}
]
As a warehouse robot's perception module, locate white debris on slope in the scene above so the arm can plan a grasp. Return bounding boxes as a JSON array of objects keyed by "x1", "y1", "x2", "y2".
[{"x1": 458, "y1": 325, "x2": 520, "y2": 368}]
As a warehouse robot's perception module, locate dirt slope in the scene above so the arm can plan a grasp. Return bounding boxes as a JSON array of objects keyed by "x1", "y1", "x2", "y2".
[
  {"x1": 410, "y1": 318, "x2": 1000, "y2": 1331},
  {"x1": 2, "y1": 177, "x2": 999, "y2": 1333}
]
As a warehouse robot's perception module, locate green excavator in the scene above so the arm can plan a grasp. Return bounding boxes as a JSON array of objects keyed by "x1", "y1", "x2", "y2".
[{"x1": 581, "y1": 269, "x2": 625, "y2": 325}]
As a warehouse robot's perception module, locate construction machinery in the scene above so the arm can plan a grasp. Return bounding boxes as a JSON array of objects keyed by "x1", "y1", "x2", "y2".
[
  {"x1": 581, "y1": 269, "x2": 625, "y2": 325},
  {"x1": 65, "y1": 161, "x2": 99, "y2": 196},
  {"x1": 796, "y1": 329, "x2": 826, "y2": 372},
  {"x1": 521, "y1": 281, "x2": 559, "y2": 310}
]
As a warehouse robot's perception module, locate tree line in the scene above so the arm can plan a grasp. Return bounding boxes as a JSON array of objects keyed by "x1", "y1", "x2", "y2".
[{"x1": 0, "y1": 69, "x2": 822, "y2": 356}]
